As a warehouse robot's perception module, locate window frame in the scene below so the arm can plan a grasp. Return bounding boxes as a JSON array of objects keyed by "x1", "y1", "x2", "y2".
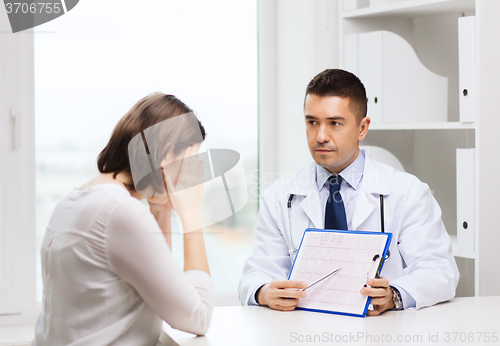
[{"x1": 0, "y1": 4, "x2": 39, "y2": 323}]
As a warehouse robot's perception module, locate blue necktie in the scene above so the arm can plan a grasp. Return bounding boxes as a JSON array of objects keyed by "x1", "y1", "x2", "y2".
[{"x1": 324, "y1": 175, "x2": 348, "y2": 230}]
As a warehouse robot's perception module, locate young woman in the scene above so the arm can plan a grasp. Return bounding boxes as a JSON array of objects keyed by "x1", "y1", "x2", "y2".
[{"x1": 32, "y1": 93, "x2": 213, "y2": 345}]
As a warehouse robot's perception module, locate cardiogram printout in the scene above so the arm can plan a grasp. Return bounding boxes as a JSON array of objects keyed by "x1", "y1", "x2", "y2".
[{"x1": 288, "y1": 229, "x2": 392, "y2": 317}]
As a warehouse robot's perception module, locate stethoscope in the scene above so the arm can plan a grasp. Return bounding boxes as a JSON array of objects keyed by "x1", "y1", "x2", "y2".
[{"x1": 287, "y1": 194, "x2": 389, "y2": 259}]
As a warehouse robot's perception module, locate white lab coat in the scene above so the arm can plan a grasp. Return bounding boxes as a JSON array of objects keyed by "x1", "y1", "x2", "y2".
[{"x1": 239, "y1": 151, "x2": 459, "y2": 309}]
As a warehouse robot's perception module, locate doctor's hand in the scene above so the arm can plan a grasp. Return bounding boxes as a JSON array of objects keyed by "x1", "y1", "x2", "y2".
[
  {"x1": 257, "y1": 280, "x2": 308, "y2": 311},
  {"x1": 360, "y1": 277, "x2": 395, "y2": 316}
]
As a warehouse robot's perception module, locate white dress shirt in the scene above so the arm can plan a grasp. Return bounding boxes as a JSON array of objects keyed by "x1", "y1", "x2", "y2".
[
  {"x1": 32, "y1": 183, "x2": 213, "y2": 346},
  {"x1": 315, "y1": 150, "x2": 365, "y2": 230}
]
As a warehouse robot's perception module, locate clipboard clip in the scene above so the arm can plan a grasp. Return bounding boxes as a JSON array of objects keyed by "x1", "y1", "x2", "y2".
[{"x1": 371, "y1": 254, "x2": 385, "y2": 279}]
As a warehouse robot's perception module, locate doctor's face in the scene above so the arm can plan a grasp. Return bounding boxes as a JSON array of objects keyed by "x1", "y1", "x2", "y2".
[{"x1": 304, "y1": 94, "x2": 370, "y2": 174}]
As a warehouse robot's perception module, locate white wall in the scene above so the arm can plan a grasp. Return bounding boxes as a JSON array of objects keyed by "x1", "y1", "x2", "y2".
[
  {"x1": 476, "y1": 0, "x2": 500, "y2": 296},
  {"x1": 258, "y1": 0, "x2": 339, "y2": 192}
]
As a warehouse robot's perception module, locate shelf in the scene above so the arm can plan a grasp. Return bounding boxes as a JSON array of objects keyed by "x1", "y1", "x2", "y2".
[
  {"x1": 342, "y1": 0, "x2": 475, "y2": 19},
  {"x1": 450, "y1": 235, "x2": 476, "y2": 259},
  {"x1": 369, "y1": 121, "x2": 475, "y2": 130}
]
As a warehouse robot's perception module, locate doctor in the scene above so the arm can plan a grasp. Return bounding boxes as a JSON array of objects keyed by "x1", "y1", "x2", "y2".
[{"x1": 239, "y1": 69, "x2": 459, "y2": 315}]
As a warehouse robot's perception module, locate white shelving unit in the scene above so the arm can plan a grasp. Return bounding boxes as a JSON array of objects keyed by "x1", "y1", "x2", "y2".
[
  {"x1": 369, "y1": 121, "x2": 475, "y2": 130},
  {"x1": 343, "y1": 0, "x2": 474, "y2": 18},
  {"x1": 340, "y1": 0, "x2": 500, "y2": 297},
  {"x1": 450, "y1": 235, "x2": 475, "y2": 259}
]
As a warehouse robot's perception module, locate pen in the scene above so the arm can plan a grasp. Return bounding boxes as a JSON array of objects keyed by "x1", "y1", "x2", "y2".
[
  {"x1": 301, "y1": 268, "x2": 341, "y2": 291},
  {"x1": 364, "y1": 254, "x2": 383, "y2": 288},
  {"x1": 374, "y1": 255, "x2": 384, "y2": 279}
]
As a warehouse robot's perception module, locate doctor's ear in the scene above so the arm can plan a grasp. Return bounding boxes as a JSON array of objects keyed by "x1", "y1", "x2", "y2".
[{"x1": 358, "y1": 117, "x2": 370, "y2": 140}]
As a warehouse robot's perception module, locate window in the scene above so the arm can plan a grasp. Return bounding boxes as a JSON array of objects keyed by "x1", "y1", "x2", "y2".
[
  {"x1": 35, "y1": 0, "x2": 257, "y2": 304},
  {"x1": 0, "y1": 6, "x2": 37, "y2": 317}
]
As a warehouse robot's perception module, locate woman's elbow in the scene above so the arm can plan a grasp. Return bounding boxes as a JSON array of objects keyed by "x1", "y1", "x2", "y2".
[
  {"x1": 192, "y1": 317, "x2": 211, "y2": 336},
  {"x1": 170, "y1": 305, "x2": 213, "y2": 336}
]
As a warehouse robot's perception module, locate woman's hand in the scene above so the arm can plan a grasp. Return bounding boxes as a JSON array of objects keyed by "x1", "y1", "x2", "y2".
[
  {"x1": 148, "y1": 198, "x2": 173, "y2": 230},
  {"x1": 148, "y1": 197, "x2": 173, "y2": 218},
  {"x1": 148, "y1": 197, "x2": 173, "y2": 249},
  {"x1": 162, "y1": 146, "x2": 205, "y2": 233}
]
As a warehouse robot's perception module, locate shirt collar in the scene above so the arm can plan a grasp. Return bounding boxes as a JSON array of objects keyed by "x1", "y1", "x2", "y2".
[{"x1": 316, "y1": 150, "x2": 365, "y2": 190}]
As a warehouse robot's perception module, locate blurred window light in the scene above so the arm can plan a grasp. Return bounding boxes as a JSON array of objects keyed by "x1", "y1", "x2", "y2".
[{"x1": 35, "y1": 0, "x2": 257, "y2": 304}]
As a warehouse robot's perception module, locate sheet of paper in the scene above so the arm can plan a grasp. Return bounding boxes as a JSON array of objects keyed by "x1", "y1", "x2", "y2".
[{"x1": 289, "y1": 230, "x2": 389, "y2": 316}]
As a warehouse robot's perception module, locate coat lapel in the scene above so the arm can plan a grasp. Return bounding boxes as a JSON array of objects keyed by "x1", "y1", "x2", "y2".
[
  {"x1": 288, "y1": 163, "x2": 323, "y2": 229},
  {"x1": 351, "y1": 152, "x2": 389, "y2": 230},
  {"x1": 351, "y1": 190, "x2": 379, "y2": 230},
  {"x1": 299, "y1": 193, "x2": 323, "y2": 229}
]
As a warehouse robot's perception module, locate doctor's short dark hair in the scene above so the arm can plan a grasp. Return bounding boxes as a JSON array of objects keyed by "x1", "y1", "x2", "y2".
[
  {"x1": 97, "y1": 93, "x2": 206, "y2": 192},
  {"x1": 305, "y1": 69, "x2": 367, "y2": 124}
]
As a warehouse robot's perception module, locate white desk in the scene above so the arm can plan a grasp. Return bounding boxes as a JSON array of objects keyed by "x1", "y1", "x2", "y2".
[{"x1": 162, "y1": 296, "x2": 500, "y2": 346}]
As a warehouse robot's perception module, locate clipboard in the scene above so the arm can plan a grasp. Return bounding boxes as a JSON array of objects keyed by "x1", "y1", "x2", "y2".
[{"x1": 288, "y1": 228, "x2": 392, "y2": 318}]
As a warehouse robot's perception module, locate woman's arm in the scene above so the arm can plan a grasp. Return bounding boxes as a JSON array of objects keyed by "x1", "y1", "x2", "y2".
[
  {"x1": 162, "y1": 146, "x2": 209, "y2": 275},
  {"x1": 107, "y1": 146, "x2": 213, "y2": 335},
  {"x1": 182, "y1": 215, "x2": 209, "y2": 274},
  {"x1": 107, "y1": 202, "x2": 213, "y2": 336}
]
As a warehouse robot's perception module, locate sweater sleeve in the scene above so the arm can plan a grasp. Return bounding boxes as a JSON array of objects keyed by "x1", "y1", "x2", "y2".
[{"x1": 106, "y1": 200, "x2": 214, "y2": 336}]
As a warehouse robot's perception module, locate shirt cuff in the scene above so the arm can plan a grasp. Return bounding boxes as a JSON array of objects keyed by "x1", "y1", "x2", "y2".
[
  {"x1": 390, "y1": 284, "x2": 416, "y2": 309},
  {"x1": 248, "y1": 283, "x2": 267, "y2": 306}
]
